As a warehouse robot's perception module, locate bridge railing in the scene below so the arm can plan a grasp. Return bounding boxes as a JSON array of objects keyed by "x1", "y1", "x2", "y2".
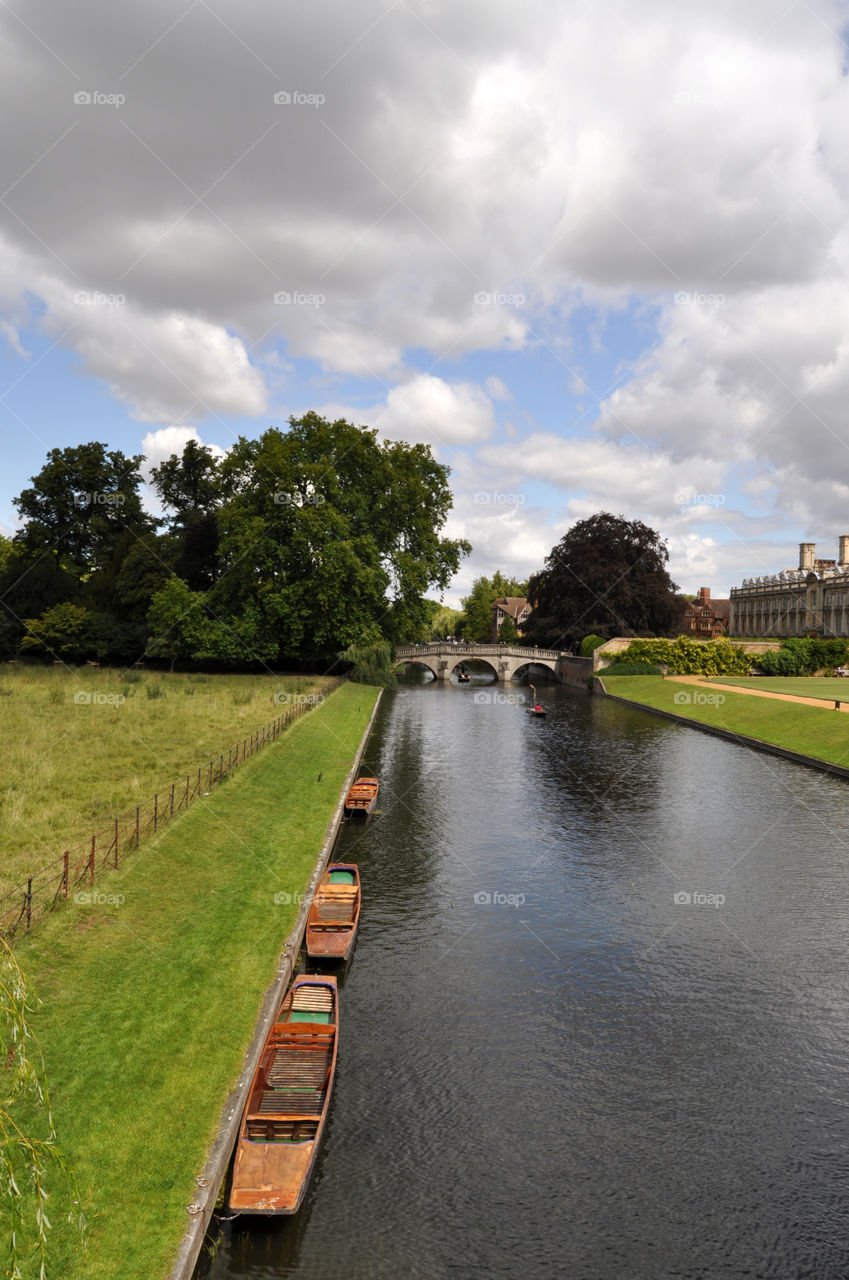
[{"x1": 394, "y1": 643, "x2": 564, "y2": 660}]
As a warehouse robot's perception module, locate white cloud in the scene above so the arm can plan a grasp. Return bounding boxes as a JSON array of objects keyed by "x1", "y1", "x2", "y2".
[
  {"x1": 321, "y1": 374, "x2": 497, "y2": 449},
  {"x1": 140, "y1": 426, "x2": 225, "y2": 475}
]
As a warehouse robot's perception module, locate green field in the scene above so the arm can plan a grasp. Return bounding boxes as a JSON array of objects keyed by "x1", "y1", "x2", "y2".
[
  {"x1": 702, "y1": 675, "x2": 849, "y2": 701},
  {"x1": 602, "y1": 675, "x2": 849, "y2": 768},
  {"x1": 12, "y1": 680, "x2": 379, "y2": 1280},
  {"x1": 0, "y1": 666, "x2": 331, "y2": 897}
]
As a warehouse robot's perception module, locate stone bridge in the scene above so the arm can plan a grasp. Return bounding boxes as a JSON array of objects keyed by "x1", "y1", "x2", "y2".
[{"x1": 394, "y1": 642, "x2": 565, "y2": 683}]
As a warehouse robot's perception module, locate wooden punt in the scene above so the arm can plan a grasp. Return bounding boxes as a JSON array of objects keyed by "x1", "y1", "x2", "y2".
[
  {"x1": 229, "y1": 975, "x2": 338, "y2": 1215},
  {"x1": 344, "y1": 776, "x2": 379, "y2": 817},
  {"x1": 306, "y1": 864, "x2": 361, "y2": 961}
]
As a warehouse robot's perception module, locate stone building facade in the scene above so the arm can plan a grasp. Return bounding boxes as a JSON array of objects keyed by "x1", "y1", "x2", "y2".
[{"x1": 729, "y1": 539, "x2": 849, "y2": 637}]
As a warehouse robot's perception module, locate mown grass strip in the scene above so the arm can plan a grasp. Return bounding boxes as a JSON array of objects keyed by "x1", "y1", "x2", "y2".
[
  {"x1": 701, "y1": 674, "x2": 849, "y2": 701},
  {"x1": 603, "y1": 675, "x2": 849, "y2": 768},
  {"x1": 13, "y1": 681, "x2": 380, "y2": 1280}
]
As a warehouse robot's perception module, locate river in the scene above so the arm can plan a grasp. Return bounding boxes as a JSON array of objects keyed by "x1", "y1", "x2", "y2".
[{"x1": 197, "y1": 677, "x2": 849, "y2": 1279}]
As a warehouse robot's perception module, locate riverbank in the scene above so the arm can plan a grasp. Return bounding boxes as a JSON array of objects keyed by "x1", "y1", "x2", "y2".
[
  {"x1": 600, "y1": 675, "x2": 849, "y2": 776},
  {"x1": 14, "y1": 681, "x2": 381, "y2": 1280}
]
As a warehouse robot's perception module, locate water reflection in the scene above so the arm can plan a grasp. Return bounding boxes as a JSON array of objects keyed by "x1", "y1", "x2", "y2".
[{"x1": 198, "y1": 682, "x2": 849, "y2": 1280}]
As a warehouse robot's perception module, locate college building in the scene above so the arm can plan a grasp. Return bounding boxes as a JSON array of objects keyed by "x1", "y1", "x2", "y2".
[
  {"x1": 681, "y1": 587, "x2": 730, "y2": 638},
  {"x1": 729, "y1": 539, "x2": 849, "y2": 637}
]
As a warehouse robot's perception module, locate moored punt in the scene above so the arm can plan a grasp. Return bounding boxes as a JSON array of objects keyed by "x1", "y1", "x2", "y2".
[
  {"x1": 229, "y1": 975, "x2": 338, "y2": 1215},
  {"x1": 344, "y1": 776, "x2": 379, "y2": 817},
  {"x1": 306, "y1": 864, "x2": 361, "y2": 961}
]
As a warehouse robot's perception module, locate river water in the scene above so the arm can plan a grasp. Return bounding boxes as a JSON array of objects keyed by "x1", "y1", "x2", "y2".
[{"x1": 197, "y1": 677, "x2": 849, "y2": 1279}]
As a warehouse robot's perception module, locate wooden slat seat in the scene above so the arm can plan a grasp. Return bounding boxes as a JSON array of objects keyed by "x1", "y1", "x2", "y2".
[
  {"x1": 317, "y1": 903, "x2": 357, "y2": 922},
  {"x1": 267, "y1": 1045, "x2": 332, "y2": 1087},
  {"x1": 258, "y1": 1088, "x2": 324, "y2": 1115},
  {"x1": 290, "y1": 986, "x2": 333, "y2": 1012}
]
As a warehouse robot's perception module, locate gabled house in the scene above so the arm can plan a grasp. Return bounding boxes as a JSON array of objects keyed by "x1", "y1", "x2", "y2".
[
  {"x1": 491, "y1": 596, "x2": 531, "y2": 641},
  {"x1": 681, "y1": 587, "x2": 730, "y2": 638}
]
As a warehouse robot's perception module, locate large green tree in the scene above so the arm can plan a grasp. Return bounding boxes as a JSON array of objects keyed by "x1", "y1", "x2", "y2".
[
  {"x1": 460, "y1": 571, "x2": 528, "y2": 642},
  {"x1": 523, "y1": 513, "x2": 679, "y2": 649},
  {"x1": 208, "y1": 413, "x2": 470, "y2": 660},
  {"x1": 13, "y1": 443, "x2": 153, "y2": 577},
  {"x1": 149, "y1": 439, "x2": 223, "y2": 590}
]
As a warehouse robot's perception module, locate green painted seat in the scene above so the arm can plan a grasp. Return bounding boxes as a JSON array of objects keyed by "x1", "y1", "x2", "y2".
[
  {"x1": 329, "y1": 869, "x2": 355, "y2": 884},
  {"x1": 289, "y1": 1010, "x2": 331, "y2": 1024}
]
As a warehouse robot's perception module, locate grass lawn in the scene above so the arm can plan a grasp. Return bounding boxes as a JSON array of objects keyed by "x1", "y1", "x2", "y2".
[
  {"x1": 701, "y1": 675, "x2": 849, "y2": 701},
  {"x1": 0, "y1": 666, "x2": 331, "y2": 896},
  {"x1": 11, "y1": 681, "x2": 380, "y2": 1280},
  {"x1": 602, "y1": 675, "x2": 849, "y2": 768}
]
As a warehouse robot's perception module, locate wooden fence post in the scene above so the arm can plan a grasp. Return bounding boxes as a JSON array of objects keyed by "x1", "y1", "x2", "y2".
[
  {"x1": 89, "y1": 836, "x2": 95, "y2": 885},
  {"x1": 63, "y1": 851, "x2": 69, "y2": 900},
  {"x1": 170, "y1": 783, "x2": 175, "y2": 817},
  {"x1": 135, "y1": 805, "x2": 140, "y2": 847},
  {"x1": 154, "y1": 793, "x2": 158, "y2": 830},
  {"x1": 25, "y1": 879, "x2": 32, "y2": 932}
]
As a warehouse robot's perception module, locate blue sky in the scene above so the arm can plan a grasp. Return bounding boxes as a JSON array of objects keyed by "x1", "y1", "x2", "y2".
[{"x1": 2, "y1": 0, "x2": 848, "y2": 605}]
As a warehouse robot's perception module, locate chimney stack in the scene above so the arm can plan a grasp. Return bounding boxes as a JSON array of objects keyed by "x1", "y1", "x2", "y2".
[
  {"x1": 799, "y1": 542, "x2": 816, "y2": 572},
  {"x1": 839, "y1": 536, "x2": 849, "y2": 566},
  {"x1": 697, "y1": 587, "x2": 710, "y2": 601}
]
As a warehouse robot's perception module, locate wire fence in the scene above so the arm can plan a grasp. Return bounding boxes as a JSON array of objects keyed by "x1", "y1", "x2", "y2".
[{"x1": 0, "y1": 678, "x2": 346, "y2": 941}]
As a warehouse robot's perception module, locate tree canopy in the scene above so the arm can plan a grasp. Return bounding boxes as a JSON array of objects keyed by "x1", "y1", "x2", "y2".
[
  {"x1": 522, "y1": 513, "x2": 679, "y2": 650},
  {"x1": 459, "y1": 571, "x2": 528, "y2": 642},
  {"x1": 7, "y1": 415, "x2": 470, "y2": 668}
]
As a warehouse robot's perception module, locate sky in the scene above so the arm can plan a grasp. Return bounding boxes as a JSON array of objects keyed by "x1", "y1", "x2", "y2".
[{"x1": 2, "y1": 0, "x2": 849, "y2": 606}]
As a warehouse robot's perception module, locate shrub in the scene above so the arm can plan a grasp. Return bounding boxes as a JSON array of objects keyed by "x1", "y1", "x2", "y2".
[
  {"x1": 146, "y1": 683, "x2": 165, "y2": 699},
  {"x1": 579, "y1": 634, "x2": 606, "y2": 657},
  {"x1": 602, "y1": 661, "x2": 664, "y2": 675},
  {"x1": 605, "y1": 636, "x2": 750, "y2": 676},
  {"x1": 757, "y1": 649, "x2": 800, "y2": 676}
]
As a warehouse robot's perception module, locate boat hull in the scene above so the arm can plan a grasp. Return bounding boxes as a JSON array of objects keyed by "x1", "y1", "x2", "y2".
[
  {"x1": 344, "y1": 776, "x2": 379, "y2": 817},
  {"x1": 229, "y1": 976, "x2": 338, "y2": 1216},
  {"x1": 306, "y1": 864, "x2": 361, "y2": 961}
]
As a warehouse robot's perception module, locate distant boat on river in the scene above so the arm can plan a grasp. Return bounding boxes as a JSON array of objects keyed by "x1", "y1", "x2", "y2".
[
  {"x1": 528, "y1": 683, "x2": 547, "y2": 716},
  {"x1": 229, "y1": 974, "x2": 338, "y2": 1216},
  {"x1": 344, "y1": 777, "x2": 379, "y2": 817}
]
